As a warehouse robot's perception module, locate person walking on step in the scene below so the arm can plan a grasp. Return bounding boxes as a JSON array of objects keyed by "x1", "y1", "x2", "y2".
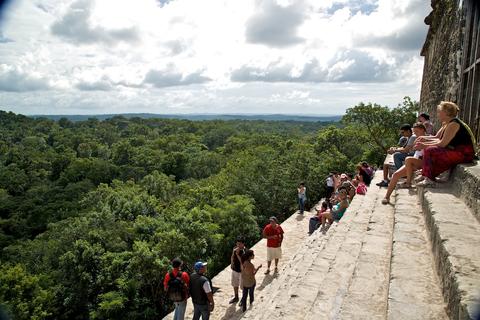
[
  {"x1": 240, "y1": 250, "x2": 261, "y2": 312},
  {"x1": 297, "y1": 182, "x2": 307, "y2": 214},
  {"x1": 164, "y1": 258, "x2": 190, "y2": 320},
  {"x1": 190, "y1": 261, "x2": 214, "y2": 320},
  {"x1": 229, "y1": 236, "x2": 247, "y2": 304},
  {"x1": 263, "y1": 216, "x2": 284, "y2": 274}
]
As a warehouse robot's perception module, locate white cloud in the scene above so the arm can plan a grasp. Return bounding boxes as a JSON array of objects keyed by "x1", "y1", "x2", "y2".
[
  {"x1": 0, "y1": 64, "x2": 51, "y2": 92},
  {"x1": 0, "y1": 0, "x2": 430, "y2": 114},
  {"x1": 51, "y1": 0, "x2": 140, "y2": 45}
]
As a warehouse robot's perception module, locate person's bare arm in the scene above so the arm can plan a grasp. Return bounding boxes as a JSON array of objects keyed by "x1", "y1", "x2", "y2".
[
  {"x1": 207, "y1": 292, "x2": 214, "y2": 311},
  {"x1": 415, "y1": 123, "x2": 459, "y2": 149}
]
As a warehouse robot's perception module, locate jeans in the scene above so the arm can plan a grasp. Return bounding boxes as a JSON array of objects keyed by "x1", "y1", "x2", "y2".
[
  {"x1": 309, "y1": 217, "x2": 320, "y2": 234},
  {"x1": 173, "y1": 300, "x2": 187, "y2": 320},
  {"x1": 192, "y1": 303, "x2": 210, "y2": 320},
  {"x1": 241, "y1": 285, "x2": 255, "y2": 312},
  {"x1": 393, "y1": 152, "x2": 407, "y2": 169},
  {"x1": 298, "y1": 197, "x2": 305, "y2": 214}
]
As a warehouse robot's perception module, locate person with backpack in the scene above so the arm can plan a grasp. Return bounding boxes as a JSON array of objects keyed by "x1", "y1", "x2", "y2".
[
  {"x1": 190, "y1": 261, "x2": 214, "y2": 320},
  {"x1": 229, "y1": 236, "x2": 247, "y2": 304},
  {"x1": 164, "y1": 258, "x2": 190, "y2": 320}
]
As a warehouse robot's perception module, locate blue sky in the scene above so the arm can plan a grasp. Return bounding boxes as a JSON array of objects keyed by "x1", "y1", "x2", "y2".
[{"x1": 0, "y1": 0, "x2": 431, "y2": 115}]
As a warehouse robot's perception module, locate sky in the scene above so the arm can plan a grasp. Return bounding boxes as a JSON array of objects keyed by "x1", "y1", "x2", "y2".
[{"x1": 0, "y1": 0, "x2": 431, "y2": 115}]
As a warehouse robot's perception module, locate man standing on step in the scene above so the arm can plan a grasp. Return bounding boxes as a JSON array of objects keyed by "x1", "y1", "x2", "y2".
[
  {"x1": 190, "y1": 261, "x2": 214, "y2": 320},
  {"x1": 297, "y1": 182, "x2": 307, "y2": 214},
  {"x1": 164, "y1": 258, "x2": 190, "y2": 320},
  {"x1": 263, "y1": 216, "x2": 284, "y2": 274},
  {"x1": 229, "y1": 236, "x2": 247, "y2": 304}
]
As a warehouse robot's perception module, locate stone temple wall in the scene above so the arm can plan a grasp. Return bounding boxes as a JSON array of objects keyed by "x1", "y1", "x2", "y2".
[{"x1": 419, "y1": 0, "x2": 464, "y2": 127}]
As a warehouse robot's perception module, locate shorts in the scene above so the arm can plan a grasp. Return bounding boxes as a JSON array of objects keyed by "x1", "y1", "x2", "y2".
[
  {"x1": 267, "y1": 247, "x2": 282, "y2": 261},
  {"x1": 231, "y1": 270, "x2": 242, "y2": 287}
]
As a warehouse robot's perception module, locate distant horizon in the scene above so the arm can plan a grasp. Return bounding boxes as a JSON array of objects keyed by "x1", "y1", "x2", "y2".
[{"x1": 28, "y1": 112, "x2": 343, "y2": 117}]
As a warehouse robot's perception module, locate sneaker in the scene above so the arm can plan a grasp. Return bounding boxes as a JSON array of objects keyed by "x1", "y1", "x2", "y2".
[
  {"x1": 416, "y1": 177, "x2": 436, "y2": 187},
  {"x1": 376, "y1": 180, "x2": 389, "y2": 187},
  {"x1": 229, "y1": 297, "x2": 239, "y2": 304}
]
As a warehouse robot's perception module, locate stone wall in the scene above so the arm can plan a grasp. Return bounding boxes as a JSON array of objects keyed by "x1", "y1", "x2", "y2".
[{"x1": 419, "y1": 0, "x2": 464, "y2": 127}]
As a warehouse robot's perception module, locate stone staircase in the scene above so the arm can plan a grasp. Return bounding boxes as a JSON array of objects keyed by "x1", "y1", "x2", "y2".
[{"x1": 164, "y1": 165, "x2": 480, "y2": 320}]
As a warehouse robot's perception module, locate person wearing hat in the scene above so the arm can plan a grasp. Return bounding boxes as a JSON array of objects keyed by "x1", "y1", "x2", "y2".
[
  {"x1": 229, "y1": 236, "x2": 247, "y2": 304},
  {"x1": 164, "y1": 258, "x2": 190, "y2": 320},
  {"x1": 262, "y1": 216, "x2": 284, "y2": 274},
  {"x1": 190, "y1": 261, "x2": 214, "y2": 320}
]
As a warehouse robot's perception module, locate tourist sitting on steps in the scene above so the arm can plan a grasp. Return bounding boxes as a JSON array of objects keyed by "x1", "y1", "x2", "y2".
[
  {"x1": 381, "y1": 123, "x2": 427, "y2": 205},
  {"x1": 418, "y1": 112, "x2": 435, "y2": 135},
  {"x1": 240, "y1": 250, "x2": 261, "y2": 312},
  {"x1": 414, "y1": 101, "x2": 477, "y2": 187},
  {"x1": 356, "y1": 163, "x2": 372, "y2": 186},
  {"x1": 320, "y1": 188, "x2": 349, "y2": 233},
  {"x1": 190, "y1": 261, "x2": 214, "y2": 320},
  {"x1": 377, "y1": 124, "x2": 417, "y2": 187},
  {"x1": 308, "y1": 201, "x2": 328, "y2": 235}
]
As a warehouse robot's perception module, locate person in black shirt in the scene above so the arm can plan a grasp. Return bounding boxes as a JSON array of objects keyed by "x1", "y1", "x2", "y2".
[
  {"x1": 190, "y1": 261, "x2": 214, "y2": 320},
  {"x1": 229, "y1": 236, "x2": 247, "y2": 304}
]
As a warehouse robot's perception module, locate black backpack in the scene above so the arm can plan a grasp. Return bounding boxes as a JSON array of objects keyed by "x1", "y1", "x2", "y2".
[{"x1": 166, "y1": 271, "x2": 187, "y2": 302}]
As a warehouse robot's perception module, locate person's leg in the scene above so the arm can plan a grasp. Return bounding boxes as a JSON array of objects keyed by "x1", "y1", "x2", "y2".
[
  {"x1": 192, "y1": 304, "x2": 201, "y2": 320},
  {"x1": 200, "y1": 304, "x2": 210, "y2": 320},
  {"x1": 274, "y1": 258, "x2": 279, "y2": 270},
  {"x1": 241, "y1": 286, "x2": 249, "y2": 312},
  {"x1": 299, "y1": 198, "x2": 304, "y2": 214},
  {"x1": 249, "y1": 284, "x2": 255, "y2": 304},
  {"x1": 309, "y1": 217, "x2": 319, "y2": 234},
  {"x1": 383, "y1": 166, "x2": 406, "y2": 203},
  {"x1": 173, "y1": 302, "x2": 179, "y2": 320},
  {"x1": 393, "y1": 152, "x2": 407, "y2": 170},
  {"x1": 383, "y1": 163, "x2": 389, "y2": 181},
  {"x1": 406, "y1": 158, "x2": 422, "y2": 185},
  {"x1": 174, "y1": 300, "x2": 187, "y2": 320}
]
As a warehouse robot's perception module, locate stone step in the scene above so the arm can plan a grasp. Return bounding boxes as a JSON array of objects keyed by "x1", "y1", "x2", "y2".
[
  {"x1": 163, "y1": 205, "x2": 315, "y2": 319},
  {"x1": 419, "y1": 186, "x2": 480, "y2": 320},
  {"x1": 387, "y1": 188, "x2": 448, "y2": 319},
  {"x1": 244, "y1": 172, "x2": 398, "y2": 320},
  {"x1": 451, "y1": 164, "x2": 480, "y2": 222}
]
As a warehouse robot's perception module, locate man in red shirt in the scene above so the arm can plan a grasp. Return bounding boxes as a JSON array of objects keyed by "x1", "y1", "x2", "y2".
[
  {"x1": 164, "y1": 258, "x2": 190, "y2": 320},
  {"x1": 262, "y1": 216, "x2": 284, "y2": 274}
]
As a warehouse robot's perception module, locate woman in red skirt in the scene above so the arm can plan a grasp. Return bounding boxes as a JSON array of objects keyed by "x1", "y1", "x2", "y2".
[{"x1": 414, "y1": 101, "x2": 477, "y2": 187}]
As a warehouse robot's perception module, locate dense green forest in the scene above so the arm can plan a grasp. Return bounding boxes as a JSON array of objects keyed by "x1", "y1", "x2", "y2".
[{"x1": 0, "y1": 98, "x2": 417, "y2": 319}]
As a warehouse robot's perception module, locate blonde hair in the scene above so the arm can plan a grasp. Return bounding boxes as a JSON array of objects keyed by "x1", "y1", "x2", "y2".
[{"x1": 437, "y1": 101, "x2": 460, "y2": 117}]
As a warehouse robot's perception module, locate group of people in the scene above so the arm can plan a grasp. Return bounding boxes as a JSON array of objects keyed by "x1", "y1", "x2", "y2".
[
  {"x1": 164, "y1": 101, "x2": 477, "y2": 320},
  {"x1": 164, "y1": 217, "x2": 284, "y2": 320},
  {"x1": 307, "y1": 163, "x2": 374, "y2": 235},
  {"x1": 378, "y1": 102, "x2": 477, "y2": 204}
]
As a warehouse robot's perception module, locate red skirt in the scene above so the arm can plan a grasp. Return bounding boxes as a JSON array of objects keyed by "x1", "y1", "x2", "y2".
[{"x1": 422, "y1": 144, "x2": 475, "y2": 179}]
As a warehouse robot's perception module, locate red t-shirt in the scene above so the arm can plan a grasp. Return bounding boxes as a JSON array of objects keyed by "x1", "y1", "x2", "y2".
[
  {"x1": 164, "y1": 268, "x2": 190, "y2": 290},
  {"x1": 263, "y1": 224, "x2": 284, "y2": 248}
]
